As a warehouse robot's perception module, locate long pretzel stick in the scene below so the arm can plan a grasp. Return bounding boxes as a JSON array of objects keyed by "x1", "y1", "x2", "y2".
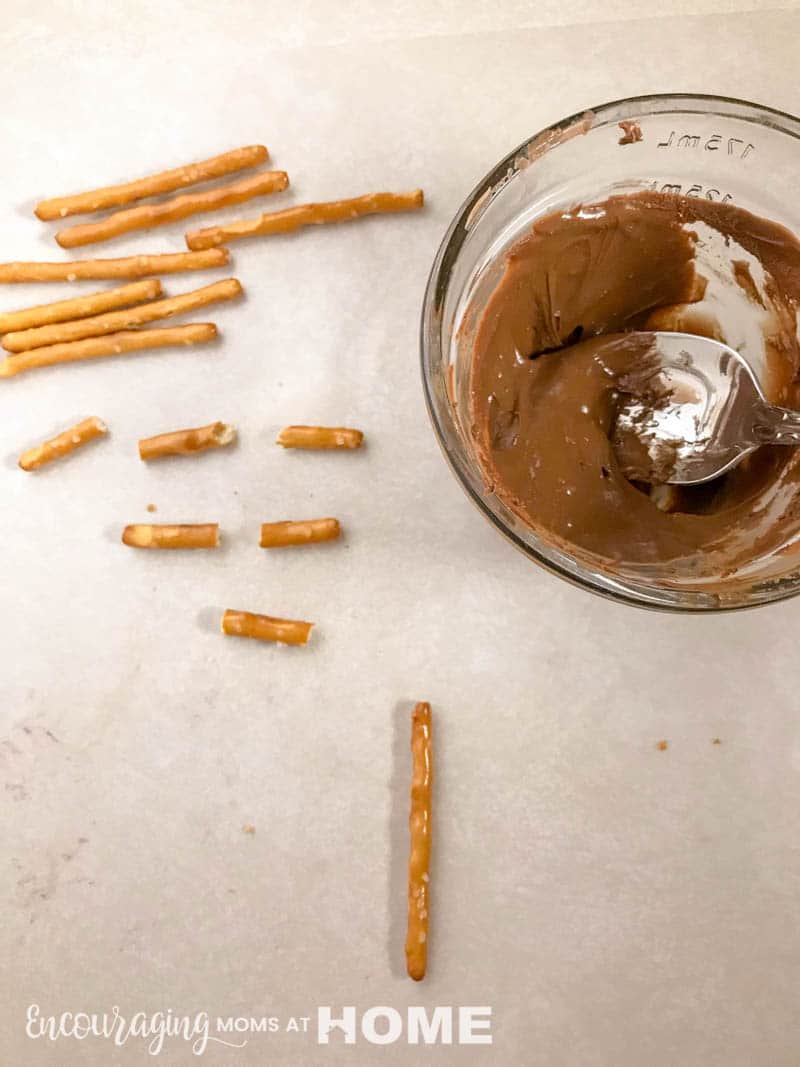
[
  {"x1": 122, "y1": 523, "x2": 219, "y2": 549},
  {"x1": 186, "y1": 190, "x2": 425, "y2": 249},
  {"x1": 0, "y1": 280, "x2": 161, "y2": 334},
  {"x1": 0, "y1": 323, "x2": 216, "y2": 379},
  {"x1": 259, "y1": 518, "x2": 341, "y2": 548},
  {"x1": 35, "y1": 145, "x2": 269, "y2": 220},
  {"x1": 139, "y1": 420, "x2": 236, "y2": 461},
  {"x1": 276, "y1": 425, "x2": 363, "y2": 450},
  {"x1": 4, "y1": 279, "x2": 240, "y2": 352},
  {"x1": 406, "y1": 701, "x2": 432, "y2": 982},
  {"x1": 0, "y1": 249, "x2": 229, "y2": 284},
  {"x1": 18, "y1": 416, "x2": 108, "y2": 472},
  {"x1": 221, "y1": 609, "x2": 313, "y2": 646},
  {"x1": 56, "y1": 172, "x2": 289, "y2": 249}
]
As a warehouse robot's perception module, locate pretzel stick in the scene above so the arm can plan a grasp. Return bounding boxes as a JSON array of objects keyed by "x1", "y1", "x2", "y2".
[
  {"x1": 139, "y1": 420, "x2": 236, "y2": 461},
  {"x1": 276, "y1": 425, "x2": 363, "y2": 449},
  {"x1": 221, "y1": 609, "x2": 313, "y2": 646},
  {"x1": 259, "y1": 518, "x2": 341, "y2": 547},
  {"x1": 0, "y1": 323, "x2": 216, "y2": 378},
  {"x1": 4, "y1": 279, "x2": 240, "y2": 352},
  {"x1": 18, "y1": 416, "x2": 107, "y2": 472},
  {"x1": 0, "y1": 280, "x2": 161, "y2": 334},
  {"x1": 122, "y1": 523, "x2": 219, "y2": 549},
  {"x1": 186, "y1": 190, "x2": 425, "y2": 249},
  {"x1": 57, "y1": 172, "x2": 289, "y2": 249},
  {"x1": 0, "y1": 249, "x2": 229, "y2": 284},
  {"x1": 406, "y1": 701, "x2": 432, "y2": 982},
  {"x1": 35, "y1": 145, "x2": 269, "y2": 220}
]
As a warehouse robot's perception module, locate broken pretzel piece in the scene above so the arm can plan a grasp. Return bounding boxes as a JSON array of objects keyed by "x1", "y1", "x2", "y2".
[
  {"x1": 56, "y1": 172, "x2": 289, "y2": 248},
  {"x1": 0, "y1": 279, "x2": 162, "y2": 334},
  {"x1": 122, "y1": 523, "x2": 219, "y2": 549},
  {"x1": 406, "y1": 701, "x2": 432, "y2": 982},
  {"x1": 35, "y1": 144, "x2": 269, "y2": 220},
  {"x1": 18, "y1": 416, "x2": 107, "y2": 472},
  {"x1": 0, "y1": 323, "x2": 217, "y2": 378},
  {"x1": 221, "y1": 609, "x2": 313, "y2": 646},
  {"x1": 139, "y1": 420, "x2": 236, "y2": 461},
  {"x1": 3, "y1": 279, "x2": 241, "y2": 352},
  {"x1": 0, "y1": 249, "x2": 229, "y2": 284},
  {"x1": 276, "y1": 425, "x2": 363, "y2": 450},
  {"x1": 259, "y1": 518, "x2": 340, "y2": 547},
  {"x1": 185, "y1": 189, "x2": 424, "y2": 249}
]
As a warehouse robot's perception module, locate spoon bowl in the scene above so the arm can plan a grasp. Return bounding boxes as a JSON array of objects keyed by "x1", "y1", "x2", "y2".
[{"x1": 613, "y1": 332, "x2": 800, "y2": 486}]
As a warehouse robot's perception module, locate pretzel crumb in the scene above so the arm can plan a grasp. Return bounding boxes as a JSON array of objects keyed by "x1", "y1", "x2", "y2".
[
  {"x1": 406, "y1": 701, "x2": 432, "y2": 981},
  {"x1": 18, "y1": 416, "x2": 107, "y2": 472},
  {"x1": 656, "y1": 740, "x2": 668, "y2": 751},
  {"x1": 259, "y1": 518, "x2": 340, "y2": 547},
  {"x1": 122, "y1": 523, "x2": 219, "y2": 549},
  {"x1": 221, "y1": 609, "x2": 313, "y2": 646},
  {"x1": 618, "y1": 120, "x2": 643, "y2": 145},
  {"x1": 146, "y1": 503, "x2": 157, "y2": 513},
  {"x1": 276, "y1": 425, "x2": 363, "y2": 450}
]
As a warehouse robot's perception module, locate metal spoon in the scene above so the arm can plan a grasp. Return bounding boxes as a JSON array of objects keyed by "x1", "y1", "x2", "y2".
[{"x1": 613, "y1": 331, "x2": 800, "y2": 486}]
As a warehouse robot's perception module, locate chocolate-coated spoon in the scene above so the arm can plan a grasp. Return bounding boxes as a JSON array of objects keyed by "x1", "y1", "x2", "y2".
[{"x1": 613, "y1": 332, "x2": 800, "y2": 486}]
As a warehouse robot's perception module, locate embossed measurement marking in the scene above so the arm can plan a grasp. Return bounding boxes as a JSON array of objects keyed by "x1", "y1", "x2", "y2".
[
  {"x1": 648, "y1": 180, "x2": 733, "y2": 202},
  {"x1": 657, "y1": 131, "x2": 755, "y2": 158}
]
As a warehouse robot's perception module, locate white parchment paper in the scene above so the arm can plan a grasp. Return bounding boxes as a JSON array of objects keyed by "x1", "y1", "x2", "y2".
[{"x1": 2, "y1": 3, "x2": 800, "y2": 1064}]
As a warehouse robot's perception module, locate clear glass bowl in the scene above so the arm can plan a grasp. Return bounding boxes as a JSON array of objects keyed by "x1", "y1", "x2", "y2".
[{"x1": 421, "y1": 93, "x2": 800, "y2": 612}]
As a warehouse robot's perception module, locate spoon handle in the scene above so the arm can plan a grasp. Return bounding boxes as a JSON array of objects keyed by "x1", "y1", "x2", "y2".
[{"x1": 753, "y1": 401, "x2": 800, "y2": 445}]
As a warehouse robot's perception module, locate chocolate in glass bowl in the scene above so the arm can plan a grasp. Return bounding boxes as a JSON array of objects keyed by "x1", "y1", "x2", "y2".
[{"x1": 421, "y1": 94, "x2": 800, "y2": 610}]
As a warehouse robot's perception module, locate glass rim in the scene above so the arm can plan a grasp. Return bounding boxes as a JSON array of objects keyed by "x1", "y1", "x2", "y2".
[{"x1": 420, "y1": 92, "x2": 800, "y2": 613}]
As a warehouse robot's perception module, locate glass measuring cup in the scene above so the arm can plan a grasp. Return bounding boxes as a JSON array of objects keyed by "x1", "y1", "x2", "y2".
[{"x1": 421, "y1": 94, "x2": 800, "y2": 611}]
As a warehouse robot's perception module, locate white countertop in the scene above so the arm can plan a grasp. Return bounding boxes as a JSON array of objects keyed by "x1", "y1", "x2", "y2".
[{"x1": 3, "y1": 2, "x2": 800, "y2": 1064}]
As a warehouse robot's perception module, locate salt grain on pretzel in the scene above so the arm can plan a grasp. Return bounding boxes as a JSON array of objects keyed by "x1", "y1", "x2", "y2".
[
  {"x1": 0, "y1": 279, "x2": 161, "y2": 334},
  {"x1": 276, "y1": 425, "x2": 363, "y2": 449},
  {"x1": 259, "y1": 518, "x2": 340, "y2": 547},
  {"x1": 122, "y1": 523, "x2": 219, "y2": 549},
  {"x1": 139, "y1": 420, "x2": 236, "y2": 461},
  {"x1": 185, "y1": 189, "x2": 424, "y2": 249},
  {"x1": 18, "y1": 416, "x2": 108, "y2": 472},
  {"x1": 0, "y1": 323, "x2": 216, "y2": 378},
  {"x1": 221, "y1": 609, "x2": 313, "y2": 646},
  {"x1": 0, "y1": 249, "x2": 229, "y2": 284},
  {"x1": 406, "y1": 701, "x2": 432, "y2": 982},
  {"x1": 56, "y1": 172, "x2": 289, "y2": 248},
  {"x1": 35, "y1": 145, "x2": 269, "y2": 220},
  {"x1": 3, "y1": 279, "x2": 241, "y2": 352}
]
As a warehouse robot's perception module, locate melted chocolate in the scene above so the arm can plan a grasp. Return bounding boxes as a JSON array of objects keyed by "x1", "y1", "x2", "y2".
[{"x1": 470, "y1": 192, "x2": 800, "y2": 576}]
